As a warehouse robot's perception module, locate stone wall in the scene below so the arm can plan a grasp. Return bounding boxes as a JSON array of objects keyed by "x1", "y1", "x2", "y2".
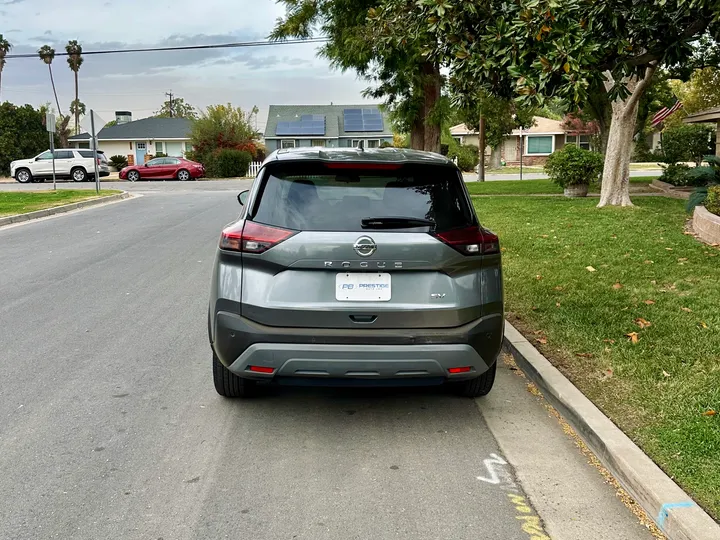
[{"x1": 693, "y1": 205, "x2": 720, "y2": 245}]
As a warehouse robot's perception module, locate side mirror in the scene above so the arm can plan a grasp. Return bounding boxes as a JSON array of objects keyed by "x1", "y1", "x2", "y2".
[
  {"x1": 144, "y1": 163, "x2": 149, "y2": 167},
  {"x1": 238, "y1": 190, "x2": 249, "y2": 206}
]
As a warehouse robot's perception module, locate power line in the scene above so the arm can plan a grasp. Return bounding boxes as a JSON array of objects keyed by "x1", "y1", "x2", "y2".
[{"x1": 4, "y1": 38, "x2": 329, "y2": 60}]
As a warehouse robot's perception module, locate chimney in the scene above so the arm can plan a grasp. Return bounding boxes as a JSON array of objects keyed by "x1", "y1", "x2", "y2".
[{"x1": 115, "y1": 111, "x2": 132, "y2": 125}]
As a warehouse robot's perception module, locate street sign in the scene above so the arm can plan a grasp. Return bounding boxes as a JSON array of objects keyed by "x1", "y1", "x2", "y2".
[{"x1": 46, "y1": 112, "x2": 56, "y2": 133}]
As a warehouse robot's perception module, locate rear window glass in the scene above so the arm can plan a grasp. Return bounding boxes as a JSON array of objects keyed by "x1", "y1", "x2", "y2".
[{"x1": 252, "y1": 163, "x2": 474, "y2": 232}]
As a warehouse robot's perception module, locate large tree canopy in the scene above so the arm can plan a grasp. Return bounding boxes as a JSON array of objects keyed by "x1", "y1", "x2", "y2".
[{"x1": 371, "y1": 0, "x2": 719, "y2": 206}]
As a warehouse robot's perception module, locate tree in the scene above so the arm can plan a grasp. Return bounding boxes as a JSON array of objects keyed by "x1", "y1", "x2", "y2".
[
  {"x1": 0, "y1": 103, "x2": 48, "y2": 175},
  {"x1": 104, "y1": 120, "x2": 117, "y2": 128},
  {"x1": 372, "y1": 0, "x2": 719, "y2": 206},
  {"x1": 0, "y1": 34, "x2": 11, "y2": 101},
  {"x1": 271, "y1": 0, "x2": 444, "y2": 152},
  {"x1": 154, "y1": 97, "x2": 197, "y2": 119},
  {"x1": 38, "y1": 45, "x2": 62, "y2": 116},
  {"x1": 672, "y1": 67, "x2": 720, "y2": 115},
  {"x1": 65, "y1": 40, "x2": 83, "y2": 135},
  {"x1": 69, "y1": 99, "x2": 86, "y2": 134},
  {"x1": 189, "y1": 104, "x2": 259, "y2": 165}
]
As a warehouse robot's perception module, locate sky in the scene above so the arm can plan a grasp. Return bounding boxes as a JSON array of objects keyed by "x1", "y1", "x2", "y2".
[{"x1": 0, "y1": 0, "x2": 373, "y2": 132}]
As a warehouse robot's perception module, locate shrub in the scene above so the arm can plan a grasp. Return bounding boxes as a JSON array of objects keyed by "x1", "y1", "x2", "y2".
[
  {"x1": 660, "y1": 163, "x2": 692, "y2": 186},
  {"x1": 205, "y1": 149, "x2": 252, "y2": 178},
  {"x1": 705, "y1": 185, "x2": 720, "y2": 215},
  {"x1": 380, "y1": 141, "x2": 394, "y2": 148},
  {"x1": 450, "y1": 144, "x2": 479, "y2": 171},
  {"x1": 155, "y1": 152, "x2": 167, "y2": 158},
  {"x1": 659, "y1": 124, "x2": 714, "y2": 165},
  {"x1": 544, "y1": 144, "x2": 604, "y2": 187},
  {"x1": 109, "y1": 154, "x2": 128, "y2": 169}
]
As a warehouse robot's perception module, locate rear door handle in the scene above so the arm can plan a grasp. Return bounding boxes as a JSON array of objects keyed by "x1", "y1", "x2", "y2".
[{"x1": 350, "y1": 315, "x2": 377, "y2": 324}]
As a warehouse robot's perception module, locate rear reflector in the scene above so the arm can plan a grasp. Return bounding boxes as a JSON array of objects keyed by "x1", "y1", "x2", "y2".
[
  {"x1": 434, "y1": 226, "x2": 500, "y2": 255},
  {"x1": 220, "y1": 221, "x2": 296, "y2": 253},
  {"x1": 448, "y1": 366, "x2": 472, "y2": 374},
  {"x1": 248, "y1": 365, "x2": 275, "y2": 374}
]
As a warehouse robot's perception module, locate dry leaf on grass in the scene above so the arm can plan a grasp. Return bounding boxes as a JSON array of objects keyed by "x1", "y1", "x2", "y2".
[
  {"x1": 702, "y1": 410, "x2": 716, "y2": 417},
  {"x1": 681, "y1": 307, "x2": 693, "y2": 313},
  {"x1": 586, "y1": 266, "x2": 596, "y2": 272},
  {"x1": 644, "y1": 260, "x2": 654, "y2": 264},
  {"x1": 634, "y1": 318, "x2": 652, "y2": 329},
  {"x1": 536, "y1": 275, "x2": 543, "y2": 280},
  {"x1": 576, "y1": 352, "x2": 593, "y2": 358},
  {"x1": 678, "y1": 258, "x2": 688, "y2": 262},
  {"x1": 554, "y1": 286, "x2": 564, "y2": 291},
  {"x1": 698, "y1": 321, "x2": 709, "y2": 329},
  {"x1": 626, "y1": 332, "x2": 640, "y2": 344},
  {"x1": 613, "y1": 283, "x2": 623, "y2": 290},
  {"x1": 533, "y1": 330, "x2": 544, "y2": 335},
  {"x1": 603, "y1": 339, "x2": 616, "y2": 344},
  {"x1": 662, "y1": 370, "x2": 671, "y2": 378},
  {"x1": 555, "y1": 302, "x2": 561, "y2": 307},
  {"x1": 536, "y1": 337, "x2": 548, "y2": 345},
  {"x1": 601, "y1": 368, "x2": 614, "y2": 380},
  {"x1": 665, "y1": 247, "x2": 673, "y2": 251},
  {"x1": 644, "y1": 300, "x2": 656, "y2": 305}
]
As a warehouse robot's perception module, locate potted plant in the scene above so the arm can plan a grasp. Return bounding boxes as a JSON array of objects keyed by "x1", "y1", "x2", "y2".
[{"x1": 544, "y1": 143, "x2": 604, "y2": 198}]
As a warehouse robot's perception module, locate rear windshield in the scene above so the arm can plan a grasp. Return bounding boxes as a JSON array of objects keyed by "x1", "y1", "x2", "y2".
[
  {"x1": 78, "y1": 150, "x2": 106, "y2": 161},
  {"x1": 252, "y1": 163, "x2": 475, "y2": 232}
]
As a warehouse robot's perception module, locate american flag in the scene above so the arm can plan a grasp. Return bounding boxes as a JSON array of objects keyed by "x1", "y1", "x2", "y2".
[{"x1": 651, "y1": 100, "x2": 683, "y2": 127}]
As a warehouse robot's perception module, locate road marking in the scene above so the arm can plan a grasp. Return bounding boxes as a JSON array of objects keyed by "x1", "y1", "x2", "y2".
[
  {"x1": 507, "y1": 494, "x2": 551, "y2": 540},
  {"x1": 476, "y1": 453, "x2": 508, "y2": 484},
  {"x1": 657, "y1": 501, "x2": 696, "y2": 530}
]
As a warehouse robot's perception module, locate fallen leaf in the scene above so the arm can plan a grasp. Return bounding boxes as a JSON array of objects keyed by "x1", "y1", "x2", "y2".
[
  {"x1": 662, "y1": 370, "x2": 671, "y2": 378},
  {"x1": 626, "y1": 332, "x2": 639, "y2": 344},
  {"x1": 541, "y1": 234, "x2": 548, "y2": 238},
  {"x1": 536, "y1": 275, "x2": 543, "y2": 280},
  {"x1": 555, "y1": 302, "x2": 561, "y2": 307},
  {"x1": 576, "y1": 352, "x2": 593, "y2": 358},
  {"x1": 533, "y1": 330, "x2": 544, "y2": 335},
  {"x1": 665, "y1": 247, "x2": 673, "y2": 251},
  {"x1": 698, "y1": 321, "x2": 708, "y2": 329},
  {"x1": 634, "y1": 318, "x2": 652, "y2": 329},
  {"x1": 613, "y1": 283, "x2": 623, "y2": 290},
  {"x1": 678, "y1": 258, "x2": 688, "y2": 262},
  {"x1": 536, "y1": 337, "x2": 548, "y2": 345},
  {"x1": 602, "y1": 368, "x2": 614, "y2": 379},
  {"x1": 681, "y1": 307, "x2": 693, "y2": 313},
  {"x1": 644, "y1": 300, "x2": 656, "y2": 305},
  {"x1": 644, "y1": 260, "x2": 654, "y2": 264},
  {"x1": 554, "y1": 286, "x2": 564, "y2": 291},
  {"x1": 702, "y1": 410, "x2": 716, "y2": 417},
  {"x1": 603, "y1": 339, "x2": 616, "y2": 344},
  {"x1": 586, "y1": 266, "x2": 596, "y2": 272}
]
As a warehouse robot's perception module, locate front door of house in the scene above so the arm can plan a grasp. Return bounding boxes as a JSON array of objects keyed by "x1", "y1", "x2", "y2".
[{"x1": 135, "y1": 142, "x2": 147, "y2": 164}]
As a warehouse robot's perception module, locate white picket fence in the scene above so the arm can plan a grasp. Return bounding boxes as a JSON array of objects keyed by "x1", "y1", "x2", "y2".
[{"x1": 247, "y1": 161, "x2": 262, "y2": 177}]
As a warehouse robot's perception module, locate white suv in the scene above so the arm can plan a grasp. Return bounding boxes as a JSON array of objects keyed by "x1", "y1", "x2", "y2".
[{"x1": 10, "y1": 149, "x2": 110, "y2": 183}]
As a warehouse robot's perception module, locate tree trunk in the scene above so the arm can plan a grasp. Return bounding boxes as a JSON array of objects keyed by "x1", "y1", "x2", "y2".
[
  {"x1": 410, "y1": 110, "x2": 425, "y2": 150},
  {"x1": 0, "y1": 67, "x2": 3, "y2": 102},
  {"x1": 490, "y1": 145, "x2": 502, "y2": 169},
  {"x1": 477, "y1": 116, "x2": 486, "y2": 181},
  {"x1": 48, "y1": 65, "x2": 62, "y2": 116},
  {"x1": 74, "y1": 71, "x2": 79, "y2": 135},
  {"x1": 421, "y1": 61, "x2": 441, "y2": 153},
  {"x1": 598, "y1": 66, "x2": 657, "y2": 207}
]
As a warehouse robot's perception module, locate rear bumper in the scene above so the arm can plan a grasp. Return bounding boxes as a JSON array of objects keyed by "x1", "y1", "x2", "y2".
[{"x1": 211, "y1": 311, "x2": 504, "y2": 383}]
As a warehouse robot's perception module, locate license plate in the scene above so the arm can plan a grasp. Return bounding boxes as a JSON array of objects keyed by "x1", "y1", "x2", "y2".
[{"x1": 336, "y1": 273, "x2": 391, "y2": 302}]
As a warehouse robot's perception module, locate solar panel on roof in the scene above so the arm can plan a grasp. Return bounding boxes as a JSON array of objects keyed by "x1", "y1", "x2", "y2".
[
  {"x1": 343, "y1": 108, "x2": 384, "y2": 132},
  {"x1": 275, "y1": 115, "x2": 326, "y2": 136}
]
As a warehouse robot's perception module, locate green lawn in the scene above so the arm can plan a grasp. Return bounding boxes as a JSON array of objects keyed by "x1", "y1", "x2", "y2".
[
  {"x1": 474, "y1": 196, "x2": 720, "y2": 518},
  {"x1": 486, "y1": 166, "x2": 545, "y2": 174},
  {"x1": 0, "y1": 190, "x2": 121, "y2": 217},
  {"x1": 466, "y1": 176, "x2": 658, "y2": 196}
]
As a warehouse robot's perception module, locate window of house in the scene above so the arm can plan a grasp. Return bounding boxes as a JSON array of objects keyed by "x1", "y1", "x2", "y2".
[
  {"x1": 565, "y1": 134, "x2": 592, "y2": 151},
  {"x1": 453, "y1": 137, "x2": 462, "y2": 145},
  {"x1": 281, "y1": 140, "x2": 296, "y2": 149},
  {"x1": 525, "y1": 135, "x2": 554, "y2": 155},
  {"x1": 155, "y1": 142, "x2": 164, "y2": 153},
  {"x1": 367, "y1": 139, "x2": 380, "y2": 148},
  {"x1": 78, "y1": 142, "x2": 90, "y2": 149},
  {"x1": 311, "y1": 140, "x2": 326, "y2": 147},
  {"x1": 351, "y1": 140, "x2": 361, "y2": 148},
  {"x1": 136, "y1": 142, "x2": 146, "y2": 150}
]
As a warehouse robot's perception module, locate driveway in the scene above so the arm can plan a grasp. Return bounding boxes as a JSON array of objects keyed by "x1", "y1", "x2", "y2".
[{"x1": 0, "y1": 187, "x2": 655, "y2": 539}]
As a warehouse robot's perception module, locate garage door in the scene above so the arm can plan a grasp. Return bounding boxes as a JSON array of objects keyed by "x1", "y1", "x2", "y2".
[{"x1": 166, "y1": 142, "x2": 183, "y2": 157}]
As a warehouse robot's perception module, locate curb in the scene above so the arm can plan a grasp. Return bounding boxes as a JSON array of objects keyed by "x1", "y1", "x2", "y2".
[
  {"x1": 502, "y1": 320, "x2": 720, "y2": 540},
  {"x1": 0, "y1": 192, "x2": 131, "y2": 228}
]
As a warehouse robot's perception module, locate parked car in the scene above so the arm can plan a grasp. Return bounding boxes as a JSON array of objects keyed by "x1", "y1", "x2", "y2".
[
  {"x1": 208, "y1": 148, "x2": 504, "y2": 398},
  {"x1": 10, "y1": 149, "x2": 110, "y2": 183},
  {"x1": 119, "y1": 157, "x2": 205, "y2": 182}
]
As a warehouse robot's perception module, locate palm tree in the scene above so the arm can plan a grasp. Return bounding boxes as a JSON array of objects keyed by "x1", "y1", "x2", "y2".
[
  {"x1": 65, "y1": 40, "x2": 83, "y2": 134},
  {"x1": 38, "y1": 45, "x2": 62, "y2": 116},
  {"x1": 0, "y1": 34, "x2": 11, "y2": 101},
  {"x1": 70, "y1": 99, "x2": 86, "y2": 134}
]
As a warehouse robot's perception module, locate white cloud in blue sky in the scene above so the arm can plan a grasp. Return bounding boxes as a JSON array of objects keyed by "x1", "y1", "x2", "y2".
[{"x1": 0, "y1": 0, "x2": 372, "y2": 130}]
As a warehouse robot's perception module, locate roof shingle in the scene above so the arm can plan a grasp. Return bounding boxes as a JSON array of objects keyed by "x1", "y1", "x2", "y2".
[{"x1": 69, "y1": 117, "x2": 192, "y2": 141}]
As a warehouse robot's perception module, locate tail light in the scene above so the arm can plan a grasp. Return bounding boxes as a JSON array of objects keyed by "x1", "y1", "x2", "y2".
[
  {"x1": 220, "y1": 221, "x2": 296, "y2": 253},
  {"x1": 97, "y1": 158, "x2": 101, "y2": 165},
  {"x1": 434, "y1": 226, "x2": 500, "y2": 255}
]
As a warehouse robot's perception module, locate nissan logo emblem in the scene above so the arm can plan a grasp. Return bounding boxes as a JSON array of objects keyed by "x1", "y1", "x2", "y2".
[{"x1": 353, "y1": 236, "x2": 377, "y2": 257}]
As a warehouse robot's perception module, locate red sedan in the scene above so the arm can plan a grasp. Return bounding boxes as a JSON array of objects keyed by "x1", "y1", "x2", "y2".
[{"x1": 120, "y1": 157, "x2": 205, "y2": 182}]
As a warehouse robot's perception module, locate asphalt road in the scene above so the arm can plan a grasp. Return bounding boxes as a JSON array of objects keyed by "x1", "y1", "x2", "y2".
[{"x1": 0, "y1": 189, "x2": 655, "y2": 540}]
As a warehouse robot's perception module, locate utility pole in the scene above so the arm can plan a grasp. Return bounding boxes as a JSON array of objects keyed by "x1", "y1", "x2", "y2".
[{"x1": 165, "y1": 91, "x2": 174, "y2": 117}]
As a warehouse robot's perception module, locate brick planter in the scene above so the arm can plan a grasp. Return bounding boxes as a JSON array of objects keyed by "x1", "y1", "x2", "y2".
[{"x1": 693, "y1": 205, "x2": 720, "y2": 245}]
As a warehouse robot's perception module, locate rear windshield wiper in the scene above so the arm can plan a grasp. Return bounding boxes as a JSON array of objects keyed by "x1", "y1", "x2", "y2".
[{"x1": 361, "y1": 217, "x2": 436, "y2": 230}]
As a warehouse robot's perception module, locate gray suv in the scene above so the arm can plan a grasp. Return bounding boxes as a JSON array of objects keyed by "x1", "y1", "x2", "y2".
[{"x1": 208, "y1": 148, "x2": 504, "y2": 398}]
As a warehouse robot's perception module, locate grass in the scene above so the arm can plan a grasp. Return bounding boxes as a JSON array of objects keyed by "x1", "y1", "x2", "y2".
[
  {"x1": 473, "y1": 195, "x2": 720, "y2": 518},
  {"x1": 466, "y1": 175, "x2": 658, "y2": 196},
  {"x1": 486, "y1": 166, "x2": 545, "y2": 174},
  {"x1": 0, "y1": 190, "x2": 121, "y2": 217}
]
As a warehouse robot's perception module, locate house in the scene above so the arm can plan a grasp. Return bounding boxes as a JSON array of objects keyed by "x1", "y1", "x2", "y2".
[
  {"x1": 450, "y1": 116, "x2": 583, "y2": 165},
  {"x1": 263, "y1": 105, "x2": 393, "y2": 152},
  {"x1": 69, "y1": 117, "x2": 193, "y2": 165}
]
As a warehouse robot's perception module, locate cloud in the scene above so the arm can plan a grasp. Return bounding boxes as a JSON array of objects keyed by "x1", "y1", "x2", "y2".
[{"x1": 0, "y1": 0, "x2": 25, "y2": 5}]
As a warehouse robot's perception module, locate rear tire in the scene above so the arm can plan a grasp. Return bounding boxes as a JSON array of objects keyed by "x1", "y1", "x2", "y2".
[
  {"x1": 212, "y1": 352, "x2": 259, "y2": 398},
  {"x1": 71, "y1": 167, "x2": 87, "y2": 182},
  {"x1": 177, "y1": 169, "x2": 190, "y2": 181},
  {"x1": 448, "y1": 362, "x2": 496, "y2": 398}
]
